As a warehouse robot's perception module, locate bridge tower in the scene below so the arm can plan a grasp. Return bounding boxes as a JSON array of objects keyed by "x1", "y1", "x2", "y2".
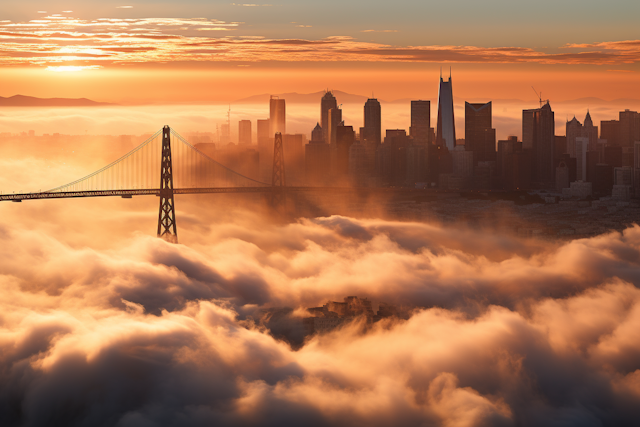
[
  {"x1": 157, "y1": 125, "x2": 178, "y2": 243},
  {"x1": 271, "y1": 132, "x2": 286, "y2": 207}
]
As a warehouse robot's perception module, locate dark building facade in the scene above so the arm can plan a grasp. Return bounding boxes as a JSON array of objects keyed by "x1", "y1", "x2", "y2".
[
  {"x1": 305, "y1": 124, "x2": 330, "y2": 185},
  {"x1": 465, "y1": 101, "x2": 496, "y2": 165},
  {"x1": 336, "y1": 125, "x2": 355, "y2": 178},
  {"x1": 410, "y1": 100, "x2": 430, "y2": 144},
  {"x1": 363, "y1": 98, "x2": 382, "y2": 146},
  {"x1": 601, "y1": 120, "x2": 620, "y2": 146},
  {"x1": 523, "y1": 102, "x2": 555, "y2": 188},
  {"x1": 321, "y1": 91, "x2": 337, "y2": 142},
  {"x1": 436, "y1": 75, "x2": 456, "y2": 150}
]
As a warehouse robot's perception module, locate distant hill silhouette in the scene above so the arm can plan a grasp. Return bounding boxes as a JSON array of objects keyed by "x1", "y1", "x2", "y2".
[{"x1": 0, "y1": 95, "x2": 116, "y2": 107}]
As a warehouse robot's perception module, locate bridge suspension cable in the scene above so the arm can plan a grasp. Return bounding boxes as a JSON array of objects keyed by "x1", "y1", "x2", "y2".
[
  {"x1": 44, "y1": 127, "x2": 271, "y2": 195},
  {"x1": 46, "y1": 130, "x2": 163, "y2": 193},
  {"x1": 169, "y1": 128, "x2": 270, "y2": 188}
]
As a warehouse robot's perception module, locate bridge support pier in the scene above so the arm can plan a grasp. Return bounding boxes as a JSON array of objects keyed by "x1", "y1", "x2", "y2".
[
  {"x1": 271, "y1": 132, "x2": 286, "y2": 209},
  {"x1": 157, "y1": 125, "x2": 178, "y2": 243}
]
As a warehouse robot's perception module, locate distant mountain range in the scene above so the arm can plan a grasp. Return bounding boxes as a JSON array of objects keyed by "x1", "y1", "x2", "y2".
[
  {"x1": 0, "y1": 95, "x2": 116, "y2": 107},
  {"x1": 3, "y1": 93, "x2": 639, "y2": 108}
]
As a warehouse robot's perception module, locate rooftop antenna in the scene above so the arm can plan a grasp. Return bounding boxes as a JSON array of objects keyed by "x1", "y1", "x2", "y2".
[
  {"x1": 449, "y1": 66, "x2": 452, "y2": 79},
  {"x1": 440, "y1": 66, "x2": 442, "y2": 79}
]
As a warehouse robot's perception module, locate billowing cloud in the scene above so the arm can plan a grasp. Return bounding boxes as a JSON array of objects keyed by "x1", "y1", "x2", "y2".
[
  {"x1": 2, "y1": 196, "x2": 640, "y2": 426},
  {"x1": 1, "y1": 14, "x2": 640, "y2": 67}
]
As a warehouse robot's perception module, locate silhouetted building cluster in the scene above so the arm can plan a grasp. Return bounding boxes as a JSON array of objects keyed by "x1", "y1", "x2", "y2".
[{"x1": 210, "y1": 73, "x2": 640, "y2": 201}]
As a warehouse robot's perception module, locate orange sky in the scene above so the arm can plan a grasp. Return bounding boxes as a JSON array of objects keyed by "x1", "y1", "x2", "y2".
[
  {"x1": 2, "y1": 64, "x2": 640, "y2": 104},
  {"x1": 0, "y1": 11, "x2": 639, "y2": 103}
]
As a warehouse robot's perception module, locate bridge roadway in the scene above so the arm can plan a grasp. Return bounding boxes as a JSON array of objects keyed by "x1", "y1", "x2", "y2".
[{"x1": 0, "y1": 186, "x2": 482, "y2": 202}]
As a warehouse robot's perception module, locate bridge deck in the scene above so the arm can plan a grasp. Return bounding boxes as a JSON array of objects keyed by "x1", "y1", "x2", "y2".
[{"x1": 0, "y1": 186, "x2": 491, "y2": 202}]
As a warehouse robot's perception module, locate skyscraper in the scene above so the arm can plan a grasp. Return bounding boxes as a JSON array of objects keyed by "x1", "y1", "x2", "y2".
[
  {"x1": 523, "y1": 102, "x2": 555, "y2": 187},
  {"x1": 336, "y1": 125, "x2": 355, "y2": 177},
  {"x1": 321, "y1": 91, "x2": 337, "y2": 141},
  {"x1": 619, "y1": 109, "x2": 640, "y2": 147},
  {"x1": 306, "y1": 124, "x2": 330, "y2": 186},
  {"x1": 464, "y1": 101, "x2": 496, "y2": 165},
  {"x1": 311, "y1": 123, "x2": 323, "y2": 143},
  {"x1": 576, "y1": 136, "x2": 588, "y2": 181},
  {"x1": 257, "y1": 118, "x2": 271, "y2": 182},
  {"x1": 363, "y1": 98, "x2": 382, "y2": 145},
  {"x1": 238, "y1": 120, "x2": 251, "y2": 145},
  {"x1": 583, "y1": 111, "x2": 598, "y2": 152},
  {"x1": 436, "y1": 74, "x2": 456, "y2": 150},
  {"x1": 327, "y1": 107, "x2": 342, "y2": 147},
  {"x1": 566, "y1": 116, "x2": 582, "y2": 158},
  {"x1": 269, "y1": 96, "x2": 286, "y2": 136},
  {"x1": 601, "y1": 120, "x2": 620, "y2": 146},
  {"x1": 410, "y1": 100, "x2": 430, "y2": 144}
]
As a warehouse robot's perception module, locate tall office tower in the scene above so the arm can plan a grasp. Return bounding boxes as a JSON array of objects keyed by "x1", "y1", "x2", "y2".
[
  {"x1": 619, "y1": 109, "x2": 640, "y2": 147},
  {"x1": 269, "y1": 96, "x2": 286, "y2": 136},
  {"x1": 601, "y1": 120, "x2": 620, "y2": 146},
  {"x1": 410, "y1": 100, "x2": 430, "y2": 144},
  {"x1": 257, "y1": 119, "x2": 271, "y2": 182},
  {"x1": 436, "y1": 75, "x2": 456, "y2": 150},
  {"x1": 327, "y1": 108, "x2": 343, "y2": 146},
  {"x1": 583, "y1": 111, "x2": 599, "y2": 152},
  {"x1": 306, "y1": 124, "x2": 330, "y2": 185},
  {"x1": 575, "y1": 137, "x2": 589, "y2": 181},
  {"x1": 321, "y1": 91, "x2": 337, "y2": 141},
  {"x1": 555, "y1": 136, "x2": 567, "y2": 165},
  {"x1": 464, "y1": 102, "x2": 496, "y2": 165},
  {"x1": 566, "y1": 116, "x2": 582, "y2": 158},
  {"x1": 238, "y1": 120, "x2": 252, "y2": 145},
  {"x1": 304, "y1": 123, "x2": 331, "y2": 185},
  {"x1": 336, "y1": 125, "x2": 355, "y2": 177},
  {"x1": 363, "y1": 98, "x2": 382, "y2": 145},
  {"x1": 311, "y1": 122, "x2": 324, "y2": 143},
  {"x1": 523, "y1": 102, "x2": 555, "y2": 187}
]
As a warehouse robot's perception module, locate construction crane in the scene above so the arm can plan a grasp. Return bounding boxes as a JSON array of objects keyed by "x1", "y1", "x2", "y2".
[{"x1": 531, "y1": 87, "x2": 549, "y2": 107}]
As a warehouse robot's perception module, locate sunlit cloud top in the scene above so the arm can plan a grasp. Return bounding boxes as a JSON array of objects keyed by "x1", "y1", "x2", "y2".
[{"x1": 1, "y1": 13, "x2": 640, "y2": 68}]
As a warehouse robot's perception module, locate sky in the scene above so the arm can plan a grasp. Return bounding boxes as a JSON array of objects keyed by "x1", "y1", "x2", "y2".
[{"x1": 1, "y1": 1, "x2": 640, "y2": 103}]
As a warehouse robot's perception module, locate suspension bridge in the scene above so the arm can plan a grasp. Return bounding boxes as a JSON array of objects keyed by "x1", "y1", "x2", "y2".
[
  {"x1": 0, "y1": 126, "x2": 288, "y2": 243},
  {"x1": 0, "y1": 125, "x2": 466, "y2": 243}
]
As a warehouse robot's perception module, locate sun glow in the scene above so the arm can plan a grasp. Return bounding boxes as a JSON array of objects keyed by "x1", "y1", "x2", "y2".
[{"x1": 46, "y1": 65, "x2": 101, "y2": 72}]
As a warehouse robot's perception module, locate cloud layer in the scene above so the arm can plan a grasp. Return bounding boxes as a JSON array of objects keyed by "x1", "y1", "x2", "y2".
[
  {"x1": 1, "y1": 208, "x2": 640, "y2": 426},
  {"x1": 2, "y1": 14, "x2": 640, "y2": 67}
]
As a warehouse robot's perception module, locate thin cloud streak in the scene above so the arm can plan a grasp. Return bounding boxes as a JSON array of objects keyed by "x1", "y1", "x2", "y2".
[{"x1": 1, "y1": 15, "x2": 640, "y2": 67}]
